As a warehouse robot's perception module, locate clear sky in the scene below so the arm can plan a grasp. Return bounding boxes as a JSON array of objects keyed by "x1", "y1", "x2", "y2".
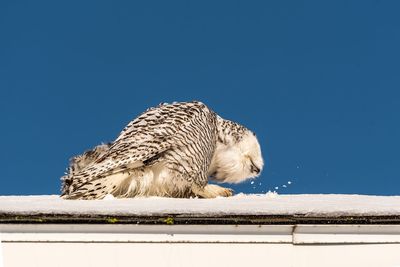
[{"x1": 1, "y1": 0, "x2": 399, "y2": 196}]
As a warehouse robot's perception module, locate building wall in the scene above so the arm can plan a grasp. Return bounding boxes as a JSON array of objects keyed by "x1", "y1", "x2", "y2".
[
  {"x1": 3, "y1": 242, "x2": 400, "y2": 267},
  {"x1": 2, "y1": 224, "x2": 400, "y2": 267}
]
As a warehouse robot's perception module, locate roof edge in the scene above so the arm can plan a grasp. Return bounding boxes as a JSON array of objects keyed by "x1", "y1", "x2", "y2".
[{"x1": 2, "y1": 213, "x2": 400, "y2": 225}]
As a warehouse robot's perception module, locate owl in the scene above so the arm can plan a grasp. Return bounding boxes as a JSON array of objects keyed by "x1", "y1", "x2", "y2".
[{"x1": 61, "y1": 101, "x2": 263, "y2": 199}]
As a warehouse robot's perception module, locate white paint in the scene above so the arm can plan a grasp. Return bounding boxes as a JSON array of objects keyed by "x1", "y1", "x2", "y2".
[
  {"x1": 2, "y1": 224, "x2": 400, "y2": 244},
  {"x1": 0, "y1": 224, "x2": 293, "y2": 243},
  {"x1": 2, "y1": 224, "x2": 400, "y2": 267},
  {"x1": 0, "y1": 233, "x2": 3, "y2": 267},
  {"x1": 4, "y1": 242, "x2": 400, "y2": 267},
  {"x1": 2, "y1": 243, "x2": 294, "y2": 267},
  {"x1": 293, "y1": 225, "x2": 400, "y2": 244}
]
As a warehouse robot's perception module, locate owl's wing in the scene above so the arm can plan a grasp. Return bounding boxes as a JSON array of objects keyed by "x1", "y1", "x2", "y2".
[{"x1": 63, "y1": 102, "x2": 211, "y2": 196}]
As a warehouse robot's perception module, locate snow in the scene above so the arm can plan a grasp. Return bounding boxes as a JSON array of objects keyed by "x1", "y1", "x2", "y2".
[
  {"x1": 103, "y1": 194, "x2": 116, "y2": 200},
  {"x1": 1, "y1": 194, "x2": 400, "y2": 216}
]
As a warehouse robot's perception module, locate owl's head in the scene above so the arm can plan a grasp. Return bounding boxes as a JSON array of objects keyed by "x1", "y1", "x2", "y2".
[{"x1": 209, "y1": 118, "x2": 264, "y2": 184}]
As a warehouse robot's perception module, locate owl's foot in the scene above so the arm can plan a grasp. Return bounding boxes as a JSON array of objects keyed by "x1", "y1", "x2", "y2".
[{"x1": 192, "y1": 184, "x2": 233, "y2": 198}]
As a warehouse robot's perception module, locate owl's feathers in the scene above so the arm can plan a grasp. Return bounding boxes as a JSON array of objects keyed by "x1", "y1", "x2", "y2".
[{"x1": 61, "y1": 101, "x2": 263, "y2": 199}]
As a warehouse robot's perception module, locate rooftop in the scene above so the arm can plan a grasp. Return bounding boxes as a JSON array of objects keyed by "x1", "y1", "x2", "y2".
[{"x1": 1, "y1": 194, "x2": 400, "y2": 224}]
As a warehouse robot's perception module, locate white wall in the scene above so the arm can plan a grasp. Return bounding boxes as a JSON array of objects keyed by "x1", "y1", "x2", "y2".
[{"x1": 2, "y1": 224, "x2": 400, "y2": 267}]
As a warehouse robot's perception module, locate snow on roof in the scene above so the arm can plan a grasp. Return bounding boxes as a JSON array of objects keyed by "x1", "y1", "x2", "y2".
[{"x1": 1, "y1": 193, "x2": 400, "y2": 217}]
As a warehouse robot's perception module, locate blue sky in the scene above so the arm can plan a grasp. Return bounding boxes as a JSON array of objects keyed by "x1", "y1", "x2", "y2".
[{"x1": 0, "y1": 0, "x2": 399, "y2": 196}]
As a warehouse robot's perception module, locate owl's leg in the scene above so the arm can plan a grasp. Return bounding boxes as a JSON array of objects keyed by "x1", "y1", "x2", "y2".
[{"x1": 192, "y1": 184, "x2": 233, "y2": 198}]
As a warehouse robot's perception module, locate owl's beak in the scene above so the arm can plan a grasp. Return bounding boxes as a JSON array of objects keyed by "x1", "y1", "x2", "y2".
[{"x1": 251, "y1": 163, "x2": 261, "y2": 174}]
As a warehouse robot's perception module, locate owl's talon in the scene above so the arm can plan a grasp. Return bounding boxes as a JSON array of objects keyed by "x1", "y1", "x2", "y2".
[{"x1": 193, "y1": 184, "x2": 234, "y2": 198}]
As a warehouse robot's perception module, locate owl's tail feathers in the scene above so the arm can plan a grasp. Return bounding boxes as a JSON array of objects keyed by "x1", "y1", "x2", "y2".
[
  {"x1": 62, "y1": 171, "x2": 134, "y2": 200},
  {"x1": 60, "y1": 143, "x2": 111, "y2": 197}
]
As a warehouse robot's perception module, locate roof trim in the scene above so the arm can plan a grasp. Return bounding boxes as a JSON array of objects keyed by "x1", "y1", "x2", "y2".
[
  {"x1": 2, "y1": 213, "x2": 400, "y2": 225},
  {"x1": 2, "y1": 224, "x2": 400, "y2": 244}
]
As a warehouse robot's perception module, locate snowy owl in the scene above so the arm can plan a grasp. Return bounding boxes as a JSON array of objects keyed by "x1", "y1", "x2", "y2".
[{"x1": 61, "y1": 101, "x2": 263, "y2": 199}]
